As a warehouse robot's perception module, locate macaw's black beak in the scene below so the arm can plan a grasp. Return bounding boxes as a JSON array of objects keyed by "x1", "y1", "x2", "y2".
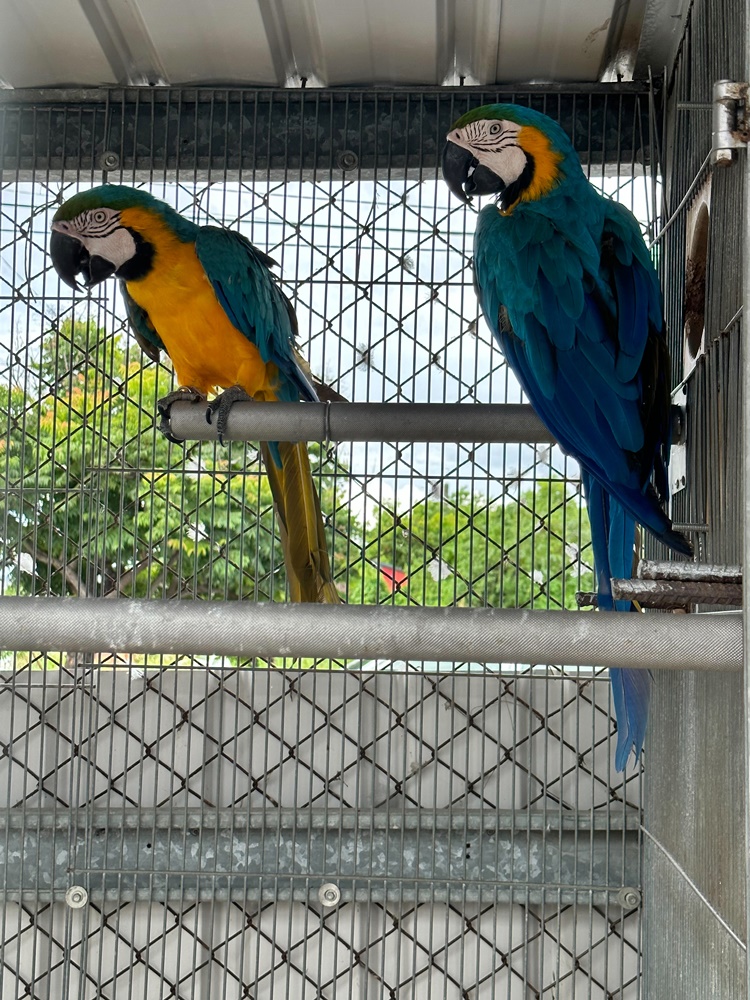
[
  {"x1": 49, "y1": 230, "x2": 117, "y2": 289},
  {"x1": 441, "y1": 140, "x2": 506, "y2": 203},
  {"x1": 50, "y1": 230, "x2": 87, "y2": 289}
]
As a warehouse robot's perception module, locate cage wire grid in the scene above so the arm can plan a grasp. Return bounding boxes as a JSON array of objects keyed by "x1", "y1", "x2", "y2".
[
  {"x1": 0, "y1": 88, "x2": 658, "y2": 998},
  {"x1": 640, "y1": 0, "x2": 748, "y2": 993}
]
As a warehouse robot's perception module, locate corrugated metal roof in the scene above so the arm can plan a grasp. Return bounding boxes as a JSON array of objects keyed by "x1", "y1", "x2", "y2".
[{"x1": 0, "y1": 0, "x2": 688, "y2": 90}]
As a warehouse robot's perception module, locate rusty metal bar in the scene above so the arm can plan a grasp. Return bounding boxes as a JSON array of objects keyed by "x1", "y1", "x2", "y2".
[
  {"x1": 637, "y1": 560, "x2": 743, "y2": 583},
  {"x1": 611, "y1": 579, "x2": 742, "y2": 608}
]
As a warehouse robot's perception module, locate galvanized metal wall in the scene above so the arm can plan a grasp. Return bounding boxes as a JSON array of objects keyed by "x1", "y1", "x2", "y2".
[
  {"x1": 644, "y1": 0, "x2": 747, "y2": 993},
  {"x1": 0, "y1": 87, "x2": 657, "y2": 998}
]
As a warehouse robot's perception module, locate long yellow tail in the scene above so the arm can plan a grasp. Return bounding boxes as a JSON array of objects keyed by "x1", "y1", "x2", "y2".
[{"x1": 260, "y1": 441, "x2": 341, "y2": 604}]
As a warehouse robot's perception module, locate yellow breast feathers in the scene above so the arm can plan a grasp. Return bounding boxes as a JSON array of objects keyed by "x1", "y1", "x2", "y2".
[{"x1": 119, "y1": 207, "x2": 277, "y2": 399}]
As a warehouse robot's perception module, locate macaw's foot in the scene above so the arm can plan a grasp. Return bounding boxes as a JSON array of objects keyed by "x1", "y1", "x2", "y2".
[
  {"x1": 156, "y1": 386, "x2": 207, "y2": 443},
  {"x1": 206, "y1": 385, "x2": 253, "y2": 444}
]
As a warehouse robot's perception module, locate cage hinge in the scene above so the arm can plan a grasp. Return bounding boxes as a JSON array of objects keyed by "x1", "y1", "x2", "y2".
[{"x1": 712, "y1": 80, "x2": 750, "y2": 165}]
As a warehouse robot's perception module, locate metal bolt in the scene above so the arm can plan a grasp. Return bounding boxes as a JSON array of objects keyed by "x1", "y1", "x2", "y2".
[
  {"x1": 337, "y1": 150, "x2": 358, "y2": 172},
  {"x1": 318, "y1": 882, "x2": 341, "y2": 907},
  {"x1": 99, "y1": 150, "x2": 120, "y2": 171},
  {"x1": 617, "y1": 886, "x2": 641, "y2": 909},
  {"x1": 65, "y1": 885, "x2": 88, "y2": 909}
]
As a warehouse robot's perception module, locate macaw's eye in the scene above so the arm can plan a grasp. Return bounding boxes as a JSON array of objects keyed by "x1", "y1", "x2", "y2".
[
  {"x1": 92, "y1": 210, "x2": 108, "y2": 224},
  {"x1": 488, "y1": 123, "x2": 502, "y2": 135}
]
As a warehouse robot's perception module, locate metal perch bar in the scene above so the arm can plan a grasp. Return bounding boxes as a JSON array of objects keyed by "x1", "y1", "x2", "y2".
[
  {"x1": 0, "y1": 598, "x2": 741, "y2": 670},
  {"x1": 167, "y1": 400, "x2": 686, "y2": 445},
  {"x1": 637, "y1": 559, "x2": 743, "y2": 583},
  {"x1": 167, "y1": 401, "x2": 557, "y2": 443},
  {"x1": 611, "y1": 579, "x2": 743, "y2": 608},
  {"x1": 577, "y1": 580, "x2": 743, "y2": 609}
]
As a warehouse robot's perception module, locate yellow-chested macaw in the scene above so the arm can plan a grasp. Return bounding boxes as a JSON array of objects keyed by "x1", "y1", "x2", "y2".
[
  {"x1": 442, "y1": 104, "x2": 692, "y2": 771},
  {"x1": 49, "y1": 184, "x2": 339, "y2": 604}
]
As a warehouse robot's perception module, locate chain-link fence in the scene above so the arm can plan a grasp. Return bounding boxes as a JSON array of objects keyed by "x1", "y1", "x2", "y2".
[{"x1": 0, "y1": 87, "x2": 659, "y2": 998}]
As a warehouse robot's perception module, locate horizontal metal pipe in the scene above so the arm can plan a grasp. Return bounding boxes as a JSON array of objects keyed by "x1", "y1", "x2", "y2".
[
  {"x1": 611, "y1": 579, "x2": 743, "y2": 608},
  {"x1": 167, "y1": 401, "x2": 556, "y2": 443},
  {"x1": 637, "y1": 559, "x2": 743, "y2": 583},
  {"x1": 0, "y1": 598, "x2": 741, "y2": 671}
]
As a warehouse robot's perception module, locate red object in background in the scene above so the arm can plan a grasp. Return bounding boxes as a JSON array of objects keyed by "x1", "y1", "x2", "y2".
[{"x1": 379, "y1": 565, "x2": 408, "y2": 592}]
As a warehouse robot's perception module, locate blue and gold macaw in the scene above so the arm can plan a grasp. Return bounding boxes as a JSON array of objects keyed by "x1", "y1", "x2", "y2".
[
  {"x1": 442, "y1": 104, "x2": 692, "y2": 770},
  {"x1": 49, "y1": 184, "x2": 339, "y2": 604}
]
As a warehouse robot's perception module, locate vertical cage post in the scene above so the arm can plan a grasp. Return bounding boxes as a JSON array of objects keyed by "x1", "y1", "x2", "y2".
[{"x1": 745, "y1": 12, "x2": 750, "y2": 979}]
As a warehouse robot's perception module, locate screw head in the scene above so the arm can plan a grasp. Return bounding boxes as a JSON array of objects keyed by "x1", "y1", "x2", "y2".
[
  {"x1": 65, "y1": 885, "x2": 88, "y2": 909},
  {"x1": 617, "y1": 886, "x2": 641, "y2": 909},
  {"x1": 318, "y1": 882, "x2": 341, "y2": 907},
  {"x1": 337, "y1": 150, "x2": 358, "y2": 172},
  {"x1": 99, "y1": 150, "x2": 120, "y2": 171}
]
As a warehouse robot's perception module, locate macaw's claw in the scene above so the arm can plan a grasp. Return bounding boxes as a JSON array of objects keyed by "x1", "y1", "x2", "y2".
[
  {"x1": 156, "y1": 386, "x2": 207, "y2": 444},
  {"x1": 206, "y1": 385, "x2": 253, "y2": 444}
]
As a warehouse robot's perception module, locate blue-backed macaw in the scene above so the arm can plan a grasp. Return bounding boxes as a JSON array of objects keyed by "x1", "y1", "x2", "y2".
[
  {"x1": 442, "y1": 105, "x2": 692, "y2": 770},
  {"x1": 49, "y1": 184, "x2": 339, "y2": 604}
]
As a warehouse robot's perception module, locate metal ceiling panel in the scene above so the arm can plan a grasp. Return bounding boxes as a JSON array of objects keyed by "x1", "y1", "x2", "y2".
[
  {"x1": 452, "y1": 0, "x2": 504, "y2": 85},
  {"x1": 308, "y1": 0, "x2": 445, "y2": 85},
  {"x1": 1, "y1": 0, "x2": 116, "y2": 87},
  {"x1": 135, "y1": 0, "x2": 280, "y2": 85},
  {"x1": 0, "y1": 0, "x2": 682, "y2": 91},
  {"x1": 496, "y1": 0, "x2": 617, "y2": 82}
]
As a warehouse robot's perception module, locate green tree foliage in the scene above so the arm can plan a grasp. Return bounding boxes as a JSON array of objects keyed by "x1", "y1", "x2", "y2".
[
  {"x1": 0, "y1": 318, "x2": 348, "y2": 604},
  {"x1": 357, "y1": 480, "x2": 592, "y2": 609},
  {"x1": 1, "y1": 319, "x2": 592, "y2": 628}
]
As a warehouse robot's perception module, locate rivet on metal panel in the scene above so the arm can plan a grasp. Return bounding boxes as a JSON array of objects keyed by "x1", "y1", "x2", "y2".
[
  {"x1": 65, "y1": 885, "x2": 88, "y2": 909},
  {"x1": 318, "y1": 882, "x2": 341, "y2": 907},
  {"x1": 99, "y1": 150, "x2": 120, "y2": 171},
  {"x1": 337, "y1": 150, "x2": 358, "y2": 171},
  {"x1": 617, "y1": 886, "x2": 642, "y2": 909}
]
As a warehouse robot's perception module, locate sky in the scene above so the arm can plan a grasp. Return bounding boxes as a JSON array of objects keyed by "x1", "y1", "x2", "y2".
[{"x1": 0, "y1": 171, "x2": 660, "y2": 523}]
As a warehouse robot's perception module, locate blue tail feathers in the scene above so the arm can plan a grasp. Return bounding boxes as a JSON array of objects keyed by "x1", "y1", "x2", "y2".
[{"x1": 581, "y1": 472, "x2": 651, "y2": 771}]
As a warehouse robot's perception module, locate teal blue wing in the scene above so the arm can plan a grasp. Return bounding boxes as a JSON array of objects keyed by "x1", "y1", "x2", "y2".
[
  {"x1": 597, "y1": 200, "x2": 671, "y2": 500},
  {"x1": 473, "y1": 195, "x2": 682, "y2": 772},
  {"x1": 194, "y1": 226, "x2": 317, "y2": 403},
  {"x1": 474, "y1": 199, "x2": 688, "y2": 555},
  {"x1": 120, "y1": 280, "x2": 166, "y2": 362}
]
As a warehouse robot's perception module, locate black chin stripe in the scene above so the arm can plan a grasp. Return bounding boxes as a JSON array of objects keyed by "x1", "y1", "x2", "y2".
[
  {"x1": 116, "y1": 229, "x2": 155, "y2": 281},
  {"x1": 500, "y1": 153, "x2": 535, "y2": 211}
]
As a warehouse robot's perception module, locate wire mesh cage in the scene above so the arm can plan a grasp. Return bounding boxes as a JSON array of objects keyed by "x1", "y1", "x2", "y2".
[
  {"x1": 0, "y1": 86, "x2": 666, "y2": 998},
  {"x1": 640, "y1": 0, "x2": 748, "y2": 994}
]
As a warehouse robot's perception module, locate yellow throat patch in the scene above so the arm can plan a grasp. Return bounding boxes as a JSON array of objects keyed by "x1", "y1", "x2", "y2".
[{"x1": 507, "y1": 126, "x2": 563, "y2": 209}]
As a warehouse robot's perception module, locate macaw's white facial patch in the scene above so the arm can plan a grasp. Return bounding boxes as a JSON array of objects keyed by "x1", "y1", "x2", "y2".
[
  {"x1": 448, "y1": 119, "x2": 527, "y2": 187},
  {"x1": 52, "y1": 208, "x2": 137, "y2": 271},
  {"x1": 80, "y1": 228, "x2": 137, "y2": 270}
]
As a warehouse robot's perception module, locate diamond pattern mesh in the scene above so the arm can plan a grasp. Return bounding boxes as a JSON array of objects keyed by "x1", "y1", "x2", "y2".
[
  {"x1": 0, "y1": 89, "x2": 656, "y2": 998},
  {"x1": 0, "y1": 670, "x2": 640, "y2": 998}
]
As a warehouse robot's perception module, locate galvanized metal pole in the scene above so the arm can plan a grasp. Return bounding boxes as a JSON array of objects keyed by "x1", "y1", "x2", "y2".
[
  {"x1": 0, "y1": 597, "x2": 741, "y2": 670},
  {"x1": 167, "y1": 401, "x2": 556, "y2": 443},
  {"x1": 744, "y1": 54, "x2": 750, "y2": 985},
  {"x1": 167, "y1": 401, "x2": 689, "y2": 446}
]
